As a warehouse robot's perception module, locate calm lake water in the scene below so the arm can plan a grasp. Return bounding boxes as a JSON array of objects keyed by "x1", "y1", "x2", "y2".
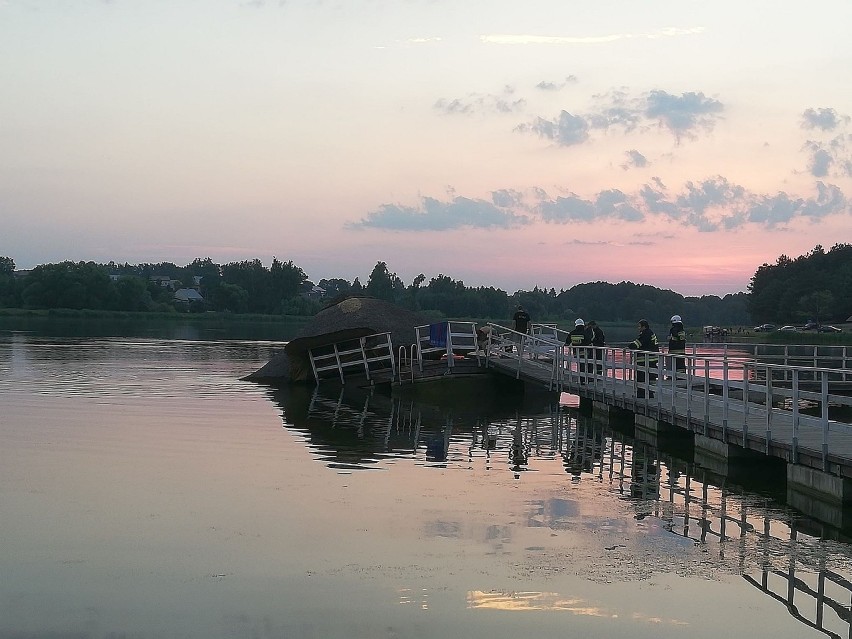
[{"x1": 2, "y1": 332, "x2": 852, "y2": 639}]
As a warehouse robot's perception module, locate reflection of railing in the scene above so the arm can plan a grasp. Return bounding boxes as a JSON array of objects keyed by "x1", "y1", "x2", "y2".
[
  {"x1": 743, "y1": 562, "x2": 852, "y2": 639},
  {"x1": 559, "y1": 412, "x2": 852, "y2": 639}
]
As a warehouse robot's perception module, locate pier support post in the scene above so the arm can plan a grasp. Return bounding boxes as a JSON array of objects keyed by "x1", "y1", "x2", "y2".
[
  {"x1": 592, "y1": 401, "x2": 631, "y2": 423},
  {"x1": 693, "y1": 434, "x2": 766, "y2": 477},
  {"x1": 787, "y1": 465, "x2": 852, "y2": 531},
  {"x1": 787, "y1": 464, "x2": 852, "y2": 504},
  {"x1": 634, "y1": 414, "x2": 690, "y2": 448}
]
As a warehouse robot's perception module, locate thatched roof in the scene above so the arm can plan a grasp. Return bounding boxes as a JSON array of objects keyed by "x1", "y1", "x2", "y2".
[{"x1": 245, "y1": 297, "x2": 429, "y2": 382}]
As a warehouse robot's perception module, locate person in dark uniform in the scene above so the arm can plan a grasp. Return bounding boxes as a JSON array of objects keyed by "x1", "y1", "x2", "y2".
[
  {"x1": 566, "y1": 318, "x2": 591, "y2": 380},
  {"x1": 511, "y1": 305, "x2": 531, "y2": 352},
  {"x1": 513, "y1": 305, "x2": 531, "y2": 334},
  {"x1": 586, "y1": 320, "x2": 606, "y2": 375},
  {"x1": 668, "y1": 314, "x2": 686, "y2": 377},
  {"x1": 628, "y1": 319, "x2": 659, "y2": 398}
]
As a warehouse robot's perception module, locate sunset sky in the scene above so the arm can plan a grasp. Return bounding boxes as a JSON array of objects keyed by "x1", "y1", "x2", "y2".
[{"x1": 2, "y1": 0, "x2": 851, "y2": 296}]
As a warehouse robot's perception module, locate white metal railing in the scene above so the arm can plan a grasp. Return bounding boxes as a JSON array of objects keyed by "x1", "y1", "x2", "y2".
[
  {"x1": 484, "y1": 322, "x2": 852, "y2": 471},
  {"x1": 397, "y1": 345, "x2": 416, "y2": 384},
  {"x1": 484, "y1": 323, "x2": 564, "y2": 390},
  {"x1": 309, "y1": 322, "x2": 483, "y2": 385},
  {"x1": 414, "y1": 321, "x2": 480, "y2": 372},
  {"x1": 308, "y1": 332, "x2": 395, "y2": 384},
  {"x1": 751, "y1": 344, "x2": 851, "y2": 382}
]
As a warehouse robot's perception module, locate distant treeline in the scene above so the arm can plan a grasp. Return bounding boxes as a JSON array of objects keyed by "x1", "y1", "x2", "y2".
[
  {"x1": 0, "y1": 255, "x2": 750, "y2": 327},
  {"x1": 748, "y1": 243, "x2": 852, "y2": 325}
]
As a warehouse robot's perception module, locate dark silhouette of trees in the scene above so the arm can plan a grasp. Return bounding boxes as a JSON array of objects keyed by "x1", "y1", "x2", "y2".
[
  {"x1": 21, "y1": 262, "x2": 116, "y2": 310},
  {"x1": 748, "y1": 244, "x2": 851, "y2": 324},
  {"x1": 0, "y1": 252, "x2": 764, "y2": 326},
  {"x1": 365, "y1": 261, "x2": 404, "y2": 302},
  {"x1": 0, "y1": 256, "x2": 18, "y2": 307}
]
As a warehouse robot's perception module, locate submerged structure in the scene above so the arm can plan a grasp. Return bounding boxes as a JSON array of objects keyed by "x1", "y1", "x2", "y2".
[{"x1": 245, "y1": 296, "x2": 431, "y2": 383}]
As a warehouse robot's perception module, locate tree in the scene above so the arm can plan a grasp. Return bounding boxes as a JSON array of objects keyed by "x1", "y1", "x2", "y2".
[
  {"x1": 747, "y1": 244, "x2": 851, "y2": 323},
  {"x1": 318, "y1": 278, "x2": 352, "y2": 300},
  {"x1": 0, "y1": 256, "x2": 14, "y2": 276},
  {"x1": 115, "y1": 276, "x2": 154, "y2": 311},
  {"x1": 0, "y1": 256, "x2": 18, "y2": 307},
  {"x1": 21, "y1": 261, "x2": 116, "y2": 310},
  {"x1": 800, "y1": 290, "x2": 834, "y2": 325},
  {"x1": 365, "y1": 261, "x2": 403, "y2": 302},
  {"x1": 184, "y1": 257, "x2": 222, "y2": 297},
  {"x1": 269, "y1": 257, "x2": 308, "y2": 312},
  {"x1": 209, "y1": 282, "x2": 249, "y2": 313}
]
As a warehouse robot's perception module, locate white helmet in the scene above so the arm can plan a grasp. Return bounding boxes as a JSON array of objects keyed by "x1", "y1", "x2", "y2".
[
  {"x1": 574, "y1": 318, "x2": 585, "y2": 326},
  {"x1": 671, "y1": 315, "x2": 682, "y2": 323}
]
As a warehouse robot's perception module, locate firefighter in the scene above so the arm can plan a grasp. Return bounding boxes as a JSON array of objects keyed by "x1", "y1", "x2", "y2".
[
  {"x1": 566, "y1": 318, "x2": 591, "y2": 381},
  {"x1": 668, "y1": 314, "x2": 687, "y2": 377},
  {"x1": 629, "y1": 319, "x2": 659, "y2": 398},
  {"x1": 586, "y1": 320, "x2": 606, "y2": 375}
]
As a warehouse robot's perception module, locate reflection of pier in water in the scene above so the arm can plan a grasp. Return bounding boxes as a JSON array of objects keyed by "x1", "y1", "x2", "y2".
[
  {"x1": 273, "y1": 385, "x2": 852, "y2": 638},
  {"x1": 555, "y1": 414, "x2": 852, "y2": 639}
]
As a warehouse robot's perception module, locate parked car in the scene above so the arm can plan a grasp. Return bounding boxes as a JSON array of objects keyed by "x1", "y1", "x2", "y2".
[
  {"x1": 818, "y1": 325, "x2": 842, "y2": 333},
  {"x1": 753, "y1": 324, "x2": 776, "y2": 332},
  {"x1": 801, "y1": 321, "x2": 819, "y2": 331},
  {"x1": 778, "y1": 325, "x2": 798, "y2": 332}
]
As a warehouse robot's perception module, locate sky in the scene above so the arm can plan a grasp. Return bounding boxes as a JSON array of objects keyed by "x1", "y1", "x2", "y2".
[{"x1": 2, "y1": 0, "x2": 852, "y2": 297}]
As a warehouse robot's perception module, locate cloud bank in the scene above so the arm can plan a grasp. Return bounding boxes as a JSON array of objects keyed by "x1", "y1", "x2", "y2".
[
  {"x1": 349, "y1": 179, "x2": 850, "y2": 232},
  {"x1": 517, "y1": 89, "x2": 724, "y2": 145},
  {"x1": 801, "y1": 108, "x2": 852, "y2": 178}
]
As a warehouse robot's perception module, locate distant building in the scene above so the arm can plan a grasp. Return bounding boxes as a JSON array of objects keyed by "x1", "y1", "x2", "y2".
[
  {"x1": 306, "y1": 285, "x2": 326, "y2": 300},
  {"x1": 150, "y1": 275, "x2": 181, "y2": 290},
  {"x1": 174, "y1": 288, "x2": 204, "y2": 302},
  {"x1": 174, "y1": 288, "x2": 204, "y2": 305}
]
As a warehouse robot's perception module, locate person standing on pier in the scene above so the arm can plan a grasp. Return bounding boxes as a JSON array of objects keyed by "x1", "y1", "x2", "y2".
[
  {"x1": 668, "y1": 314, "x2": 687, "y2": 378},
  {"x1": 511, "y1": 305, "x2": 531, "y2": 352},
  {"x1": 566, "y1": 318, "x2": 591, "y2": 380},
  {"x1": 586, "y1": 320, "x2": 606, "y2": 374},
  {"x1": 513, "y1": 305, "x2": 531, "y2": 334},
  {"x1": 629, "y1": 319, "x2": 659, "y2": 398}
]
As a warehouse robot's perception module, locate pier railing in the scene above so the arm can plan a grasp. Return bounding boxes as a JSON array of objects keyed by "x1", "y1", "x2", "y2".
[
  {"x1": 308, "y1": 322, "x2": 481, "y2": 385},
  {"x1": 308, "y1": 332, "x2": 395, "y2": 383},
  {"x1": 413, "y1": 321, "x2": 479, "y2": 372}
]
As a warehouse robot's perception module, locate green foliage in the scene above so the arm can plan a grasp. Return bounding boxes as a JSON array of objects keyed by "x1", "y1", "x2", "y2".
[
  {"x1": 220, "y1": 257, "x2": 308, "y2": 314},
  {"x1": 209, "y1": 282, "x2": 249, "y2": 313},
  {"x1": 115, "y1": 276, "x2": 154, "y2": 311},
  {"x1": 0, "y1": 253, "x2": 757, "y2": 326},
  {"x1": 365, "y1": 261, "x2": 404, "y2": 302},
  {"x1": 22, "y1": 261, "x2": 116, "y2": 310},
  {"x1": 748, "y1": 244, "x2": 852, "y2": 323},
  {"x1": 0, "y1": 256, "x2": 19, "y2": 306},
  {"x1": 317, "y1": 278, "x2": 352, "y2": 299},
  {"x1": 0, "y1": 256, "x2": 14, "y2": 276}
]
